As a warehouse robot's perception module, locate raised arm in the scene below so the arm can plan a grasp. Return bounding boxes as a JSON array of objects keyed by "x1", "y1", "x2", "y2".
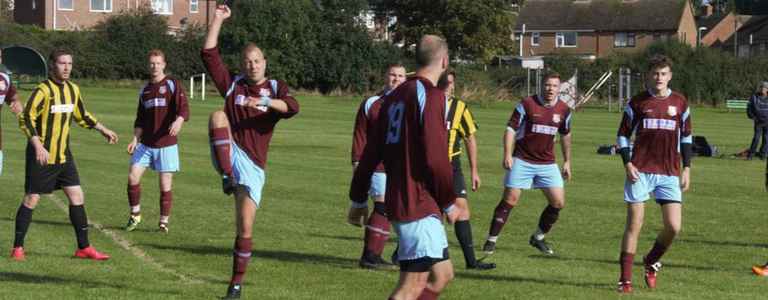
[{"x1": 201, "y1": 5, "x2": 234, "y2": 97}]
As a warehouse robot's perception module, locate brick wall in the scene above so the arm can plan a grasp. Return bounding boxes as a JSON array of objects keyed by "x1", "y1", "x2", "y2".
[{"x1": 15, "y1": 0, "x2": 216, "y2": 31}]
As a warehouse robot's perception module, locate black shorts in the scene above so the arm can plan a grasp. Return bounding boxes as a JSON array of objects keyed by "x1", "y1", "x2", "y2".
[
  {"x1": 399, "y1": 248, "x2": 450, "y2": 273},
  {"x1": 451, "y1": 157, "x2": 467, "y2": 198},
  {"x1": 25, "y1": 144, "x2": 80, "y2": 194}
]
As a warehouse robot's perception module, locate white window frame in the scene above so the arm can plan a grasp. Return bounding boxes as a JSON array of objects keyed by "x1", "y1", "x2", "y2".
[
  {"x1": 531, "y1": 32, "x2": 540, "y2": 47},
  {"x1": 90, "y1": 0, "x2": 112, "y2": 12},
  {"x1": 152, "y1": 0, "x2": 173, "y2": 15},
  {"x1": 555, "y1": 32, "x2": 577, "y2": 48},
  {"x1": 190, "y1": 0, "x2": 199, "y2": 13},
  {"x1": 614, "y1": 32, "x2": 636, "y2": 48},
  {"x1": 59, "y1": 0, "x2": 74, "y2": 11}
]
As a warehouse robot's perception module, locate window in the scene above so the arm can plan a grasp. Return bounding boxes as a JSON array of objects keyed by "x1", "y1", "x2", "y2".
[
  {"x1": 59, "y1": 0, "x2": 73, "y2": 10},
  {"x1": 531, "y1": 32, "x2": 540, "y2": 46},
  {"x1": 190, "y1": 0, "x2": 199, "y2": 13},
  {"x1": 555, "y1": 32, "x2": 577, "y2": 47},
  {"x1": 614, "y1": 32, "x2": 636, "y2": 48},
  {"x1": 90, "y1": 0, "x2": 112, "y2": 12},
  {"x1": 152, "y1": 0, "x2": 173, "y2": 15}
]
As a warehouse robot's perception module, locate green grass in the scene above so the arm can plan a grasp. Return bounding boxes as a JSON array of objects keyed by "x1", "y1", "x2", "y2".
[{"x1": 0, "y1": 86, "x2": 766, "y2": 299}]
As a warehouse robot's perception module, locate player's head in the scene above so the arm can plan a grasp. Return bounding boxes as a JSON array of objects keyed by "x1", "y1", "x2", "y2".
[
  {"x1": 438, "y1": 70, "x2": 456, "y2": 98},
  {"x1": 241, "y1": 43, "x2": 267, "y2": 84},
  {"x1": 147, "y1": 49, "x2": 167, "y2": 80},
  {"x1": 416, "y1": 35, "x2": 449, "y2": 72},
  {"x1": 647, "y1": 54, "x2": 673, "y2": 94},
  {"x1": 386, "y1": 63, "x2": 406, "y2": 91},
  {"x1": 759, "y1": 81, "x2": 768, "y2": 96},
  {"x1": 49, "y1": 49, "x2": 73, "y2": 81},
  {"x1": 542, "y1": 72, "x2": 561, "y2": 103}
]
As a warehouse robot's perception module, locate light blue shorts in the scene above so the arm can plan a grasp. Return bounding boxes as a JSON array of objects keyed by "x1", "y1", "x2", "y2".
[
  {"x1": 211, "y1": 142, "x2": 266, "y2": 207},
  {"x1": 392, "y1": 215, "x2": 448, "y2": 261},
  {"x1": 130, "y1": 144, "x2": 180, "y2": 172},
  {"x1": 369, "y1": 172, "x2": 386, "y2": 197},
  {"x1": 504, "y1": 158, "x2": 564, "y2": 189},
  {"x1": 624, "y1": 172, "x2": 682, "y2": 203}
]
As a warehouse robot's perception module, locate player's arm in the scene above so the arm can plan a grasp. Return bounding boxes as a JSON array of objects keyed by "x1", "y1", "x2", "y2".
[
  {"x1": 559, "y1": 111, "x2": 573, "y2": 180},
  {"x1": 262, "y1": 81, "x2": 300, "y2": 117},
  {"x1": 503, "y1": 103, "x2": 524, "y2": 170},
  {"x1": 351, "y1": 102, "x2": 368, "y2": 170},
  {"x1": 747, "y1": 95, "x2": 756, "y2": 120},
  {"x1": 201, "y1": 5, "x2": 234, "y2": 97},
  {"x1": 128, "y1": 97, "x2": 145, "y2": 154},
  {"x1": 461, "y1": 107, "x2": 481, "y2": 191},
  {"x1": 617, "y1": 103, "x2": 639, "y2": 182},
  {"x1": 73, "y1": 94, "x2": 118, "y2": 144},
  {"x1": 347, "y1": 110, "x2": 384, "y2": 226},
  {"x1": 5, "y1": 81, "x2": 21, "y2": 114},
  {"x1": 20, "y1": 88, "x2": 48, "y2": 165},
  {"x1": 422, "y1": 93, "x2": 456, "y2": 216},
  {"x1": 169, "y1": 79, "x2": 190, "y2": 137},
  {"x1": 680, "y1": 105, "x2": 693, "y2": 192}
]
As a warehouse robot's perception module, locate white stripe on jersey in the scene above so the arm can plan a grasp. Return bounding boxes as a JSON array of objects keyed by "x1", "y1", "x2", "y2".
[
  {"x1": 143, "y1": 98, "x2": 168, "y2": 108},
  {"x1": 531, "y1": 124, "x2": 558, "y2": 135},
  {"x1": 643, "y1": 118, "x2": 676, "y2": 131}
]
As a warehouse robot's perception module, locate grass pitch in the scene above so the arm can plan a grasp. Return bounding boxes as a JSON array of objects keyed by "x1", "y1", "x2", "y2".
[{"x1": 0, "y1": 85, "x2": 766, "y2": 299}]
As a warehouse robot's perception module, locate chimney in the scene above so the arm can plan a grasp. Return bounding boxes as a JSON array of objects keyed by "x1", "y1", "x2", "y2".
[{"x1": 702, "y1": 4, "x2": 713, "y2": 17}]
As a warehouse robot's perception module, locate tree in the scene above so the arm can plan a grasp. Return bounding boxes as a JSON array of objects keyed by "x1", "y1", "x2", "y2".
[
  {"x1": 0, "y1": 0, "x2": 13, "y2": 22},
  {"x1": 374, "y1": 0, "x2": 516, "y2": 63}
]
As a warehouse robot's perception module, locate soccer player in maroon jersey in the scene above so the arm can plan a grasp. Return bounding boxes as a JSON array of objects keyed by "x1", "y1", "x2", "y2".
[
  {"x1": 0, "y1": 48, "x2": 23, "y2": 176},
  {"x1": 482, "y1": 72, "x2": 573, "y2": 256},
  {"x1": 615, "y1": 55, "x2": 692, "y2": 293},
  {"x1": 349, "y1": 63, "x2": 407, "y2": 269},
  {"x1": 349, "y1": 35, "x2": 464, "y2": 300},
  {"x1": 201, "y1": 5, "x2": 299, "y2": 299},
  {"x1": 124, "y1": 49, "x2": 190, "y2": 233}
]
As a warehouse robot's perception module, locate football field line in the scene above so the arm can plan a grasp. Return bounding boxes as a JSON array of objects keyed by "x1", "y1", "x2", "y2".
[{"x1": 48, "y1": 194, "x2": 203, "y2": 285}]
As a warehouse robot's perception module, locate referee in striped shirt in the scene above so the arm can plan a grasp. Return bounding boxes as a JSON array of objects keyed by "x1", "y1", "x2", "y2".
[
  {"x1": 439, "y1": 70, "x2": 495, "y2": 270},
  {"x1": 10, "y1": 49, "x2": 119, "y2": 261}
]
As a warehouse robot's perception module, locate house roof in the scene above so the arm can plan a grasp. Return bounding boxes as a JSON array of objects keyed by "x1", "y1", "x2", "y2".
[
  {"x1": 515, "y1": 0, "x2": 689, "y2": 32},
  {"x1": 696, "y1": 13, "x2": 729, "y2": 31}
]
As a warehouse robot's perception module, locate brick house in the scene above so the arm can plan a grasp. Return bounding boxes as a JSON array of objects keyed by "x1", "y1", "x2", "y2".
[
  {"x1": 14, "y1": 0, "x2": 217, "y2": 31},
  {"x1": 514, "y1": 0, "x2": 698, "y2": 59}
]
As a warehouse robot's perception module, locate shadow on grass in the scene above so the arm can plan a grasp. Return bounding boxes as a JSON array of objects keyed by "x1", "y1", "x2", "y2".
[
  {"x1": 456, "y1": 272, "x2": 609, "y2": 289},
  {"x1": 0, "y1": 271, "x2": 180, "y2": 295},
  {"x1": 308, "y1": 233, "x2": 400, "y2": 244},
  {"x1": 677, "y1": 238, "x2": 768, "y2": 249},
  {"x1": 141, "y1": 243, "x2": 360, "y2": 269},
  {"x1": 0, "y1": 217, "x2": 70, "y2": 227},
  {"x1": 528, "y1": 254, "x2": 733, "y2": 272}
]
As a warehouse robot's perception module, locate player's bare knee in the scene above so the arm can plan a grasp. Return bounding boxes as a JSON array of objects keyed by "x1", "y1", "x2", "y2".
[
  {"x1": 209, "y1": 110, "x2": 229, "y2": 128},
  {"x1": 23, "y1": 194, "x2": 40, "y2": 209},
  {"x1": 551, "y1": 199, "x2": 565, "y2": 209}
]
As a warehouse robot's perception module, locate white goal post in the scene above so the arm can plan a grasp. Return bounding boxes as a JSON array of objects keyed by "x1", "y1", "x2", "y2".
[{"x1": 189, "y1": 73, "x2": 206, "y2": 101}]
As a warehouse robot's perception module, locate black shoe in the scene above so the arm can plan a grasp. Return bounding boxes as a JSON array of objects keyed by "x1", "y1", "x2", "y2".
[
  {"x1": 482, "y1": 240, "x2": 496, "y2": 255},
  {"x1": 467, "y1": 261, "x2": 496, "y2": 270},
  {"x1": 359, "y1": 255, "x2": 395, "y2": 269},
  {"x1": 224, "y1": 284, "x2": 241, "y2": 299},
  {"x1": 222, "y1": 177, "x2": 236, "y2": 195},
  {"x1": 529, "y1": 235, "x2": 554, "y2": 255}
]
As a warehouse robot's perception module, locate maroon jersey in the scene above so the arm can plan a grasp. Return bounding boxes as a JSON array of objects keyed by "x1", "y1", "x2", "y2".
[
  {"x1": 351, "y1": 91, "x2": 386, "y2": 172},
  {"x1": 201, "y1": 47, "x2": 300, "y2": 169},
  {"x1": 617, "y1": 90, "x2": 692, "y2": 176},
  {"x1": 133, "y1": 76, "x2": 190, "y2": 148},
  {"x1": 0, "y1": 72, "x2": 18, "y2": 150},
  {"x1": 350, "y1": 76, "x2": 455, "y2": 222},
  {"x1": 507, "y1": 96, "x2": 572, "y2": 164}
]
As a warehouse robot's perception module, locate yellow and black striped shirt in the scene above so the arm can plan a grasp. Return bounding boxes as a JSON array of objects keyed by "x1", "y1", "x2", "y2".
[
  {"x1": 20, "y1": 78, "x2": 98, "y2": 164},
  {"x1": 446, "y1": 97, "x2": 478, "y2": 159}
]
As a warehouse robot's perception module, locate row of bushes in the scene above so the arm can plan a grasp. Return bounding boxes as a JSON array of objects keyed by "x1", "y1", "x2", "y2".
[
  {"x1": 0, "y1": 1, "x2": 402, "y2": 94},
  {"x1": 452, "y1": 41, "x2": 768, "y2": 107}
]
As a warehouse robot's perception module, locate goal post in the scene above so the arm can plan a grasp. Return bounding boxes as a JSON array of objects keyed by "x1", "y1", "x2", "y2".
[{"x1": 189, "y1": 73, "x2": 206, "y2": 101}]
